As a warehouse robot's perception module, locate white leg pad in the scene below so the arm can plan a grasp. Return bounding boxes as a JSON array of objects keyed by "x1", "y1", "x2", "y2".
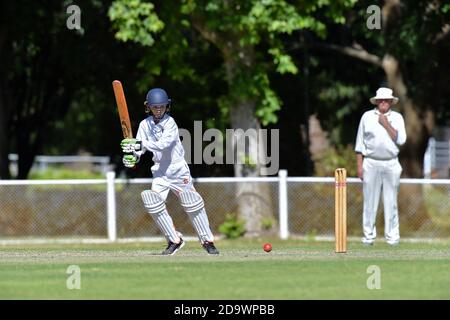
[
  {"x1": 179, "y1": 190, "x2": 205, "y2": 213},
  {"x1": 141, "y1": 190, "x2": 179, "y2": 243},
  {"x1": 179, "y1": 191, "x2": 214, "y2": 243},
  {"x1": 141, "y1": 190, "x2": 166, "y2": 215}
]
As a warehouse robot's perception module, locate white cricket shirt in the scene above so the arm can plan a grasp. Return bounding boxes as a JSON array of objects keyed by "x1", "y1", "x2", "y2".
[
  {"x1": 135, "y1": 114, "x2": 185, "y2": 166},
  {"x1": 355, "y1": 108, "x2": 407, "y2": 160}
]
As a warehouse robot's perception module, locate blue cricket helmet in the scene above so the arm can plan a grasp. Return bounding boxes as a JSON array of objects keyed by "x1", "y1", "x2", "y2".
[{"x1": 146, "y1": 88, "x2": 171, "y2": 106}]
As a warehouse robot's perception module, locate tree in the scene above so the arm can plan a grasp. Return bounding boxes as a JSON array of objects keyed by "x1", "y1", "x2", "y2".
[
  {"x1": 0, "y1": 0, "x2": 143, "y2": 179},
  {"x1": 315, "y1": 0, "x2": 450, "y2": 178},
  {"x1": 109, "y1": 0, "x2": 356, "y2": 235},
  {"x1": 0, "y1": 1, "x2": 73, "y2": 178},
  {"x1": 302, "y1": 0, "x2": 450, "y2": 229}
]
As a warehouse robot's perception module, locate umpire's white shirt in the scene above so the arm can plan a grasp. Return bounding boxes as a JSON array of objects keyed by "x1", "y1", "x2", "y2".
[
  {"x1": 355, "y1": 108, "x2": 407, "y2": 159},
  {"x1": 135, "y1": 114, "x2": 186, "y2": 176}
]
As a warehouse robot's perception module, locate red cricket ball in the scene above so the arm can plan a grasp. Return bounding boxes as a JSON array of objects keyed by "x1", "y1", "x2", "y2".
[{"x1": 263, "y1": 243, "x2": 272, "y2": 253}]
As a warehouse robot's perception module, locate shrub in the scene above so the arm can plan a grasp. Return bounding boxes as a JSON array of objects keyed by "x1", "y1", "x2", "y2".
[
  {"x1": 29, "y1": 168, "x2": 105, "y2": 180},
  {"x1": 261, "y1": 217, "x2": 275, "y2": 230},
  {"x1": 218, "y1": 213, "x2": 246, "y2": 239},
  {"x1": 314, "y1": 144, "x2": 357, "y2": 177}
]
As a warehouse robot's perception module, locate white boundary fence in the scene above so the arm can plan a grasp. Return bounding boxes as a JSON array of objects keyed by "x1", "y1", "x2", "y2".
[
  {"x1": 424, "y1": 138, "x2": 450, "y2": 178},
  {"x1": 8, "y1": 154, "x2": 112, "y2": 175},
  {"x1": 1, "y1": 170, "x2": 450, "y2": 244}
]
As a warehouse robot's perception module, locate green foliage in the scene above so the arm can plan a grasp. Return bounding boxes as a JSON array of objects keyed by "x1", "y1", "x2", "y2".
[
  {"x1": 108, "y1": 0, "x2": 164, "y2": 46},
  {"x1": 318, "y1": 82, "x2": 366, "y2": 103},
  {"x1": 442, "y1": 4, "x2": 450, "y2": 13},
  {"x1": 29, "y1": 168, "x2": 105, "y2": 180},
  {"x1": 218, "y1": 213, "x2": 246, "y2": 239},
  {"x1": 268, "y1": 48, "x2": 298, "y2": 74},
  {"x1": 305, "y1": 228, "x2": 318, "y2": 241},
  {"x1": 108, "y1": 0, "x2": 357, "y2": 126},
  {"x1": 313, "y1": 77, "x2": 372, "y2": 147},
  {"x1": 313, "y1": 144, "x2": 357, "y2": 177},
  {"x1": 252, "y1": 71, "x2": 282, "y2": 125},
  {"x1": 242, "y1": 155, "x2": 257, "y2": 167},
  {"x1": 261, "y1": 217, "x2": 275, "y2": 230}
]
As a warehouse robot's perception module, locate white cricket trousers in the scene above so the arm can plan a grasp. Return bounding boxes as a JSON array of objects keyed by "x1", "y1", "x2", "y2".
[
  {"x1": 151, "y1": 161, "x2": 193, "y2": 199},
  {"x1": 362, "y1": 157, "x2": 402, "y2": 244},
  {"x1": 148, "y1": 160, "x2": 214, "y2": 243}
]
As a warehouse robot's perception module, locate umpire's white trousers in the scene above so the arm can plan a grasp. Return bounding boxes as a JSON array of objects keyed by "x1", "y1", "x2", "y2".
[{"x1": 362, "y1": 157, "x2": 402, "y2": 244}]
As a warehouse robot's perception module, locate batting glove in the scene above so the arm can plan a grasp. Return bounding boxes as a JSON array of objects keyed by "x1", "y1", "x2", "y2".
[
  {"x1": 123, "y1": 154, "x2": 138, "y2": 168},
  {"x1": 121, "y1": 138, "x2": 142, "y2": 153}
]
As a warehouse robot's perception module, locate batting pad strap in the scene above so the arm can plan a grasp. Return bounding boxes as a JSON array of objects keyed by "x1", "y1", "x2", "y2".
[
  {"x1": 179, "y1": 191, "x2": 205, "y2": 213},
  {"x1": 141, "y1": 190, "x2": 166, "y2": 215}
]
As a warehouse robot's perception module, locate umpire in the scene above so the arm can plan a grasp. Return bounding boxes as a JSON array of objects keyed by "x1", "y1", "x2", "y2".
[{"x1": 355, "y1": 87, "x2": 407, "y2": 246}]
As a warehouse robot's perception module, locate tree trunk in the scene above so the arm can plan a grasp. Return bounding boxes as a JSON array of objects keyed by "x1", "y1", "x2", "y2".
[
  {"x1": 308, "y1": 114, "x2": 331, "y2": 176},
  {"x1": 0, "y1": 27, "x2": 11, "y2": 179},
  {"x1": 17, "y1": 128, "x2": 38, "y2": 179},
  {"x1": 229, "y1": 98, "x2": 275, "y2": 236},
  {"x1": 382, "y1": 54, "x2": 430, "y2": 178},
  {"x1": 0, "y1": 84, "x2": 11, "y2": 179},
  {"x1": 382, "y1": 54, "x2": 428, "y2": 228},
  {"x1": 191, "y1": 16, "x2": 276, "y2": 236},
  {"x1": 223, "y1": 42, "x2": 275, "y2": 236}
]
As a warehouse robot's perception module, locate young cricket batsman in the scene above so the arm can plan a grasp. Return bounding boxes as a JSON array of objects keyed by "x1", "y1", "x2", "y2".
[{"x1": 121, "y1": 88, "x2": 219, "y2": 255}]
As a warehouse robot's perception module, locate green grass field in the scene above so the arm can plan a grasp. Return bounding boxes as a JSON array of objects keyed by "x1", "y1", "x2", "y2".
[{"x1": 1, "y1": 239, "x2": 450, "y2": 300}]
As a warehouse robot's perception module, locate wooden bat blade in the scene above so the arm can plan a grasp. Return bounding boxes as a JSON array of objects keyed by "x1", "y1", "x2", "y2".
[{"x1": 112, "y1": 80, "x2": 133, "y2": 138}]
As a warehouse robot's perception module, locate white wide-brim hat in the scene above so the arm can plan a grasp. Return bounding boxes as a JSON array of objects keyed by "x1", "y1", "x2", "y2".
[{"x1": 370, "y1": 87, "x2": 399, "y2": 105}]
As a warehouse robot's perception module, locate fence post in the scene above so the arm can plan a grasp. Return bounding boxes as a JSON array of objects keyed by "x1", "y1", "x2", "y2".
[
  {"x1": 278, "y1": 169, "x2": 289, "y2": 239},
  {"x1": 424, "y1": 138, "x2": 433, "y2": 178},
  {"x1": 106, "y1": 171, "x2": 117, "y2": 241}
]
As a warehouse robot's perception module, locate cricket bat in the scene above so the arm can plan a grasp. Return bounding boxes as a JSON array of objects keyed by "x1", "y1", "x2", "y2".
[{"x1": 112, "y1": 80, "x2": 133, "y2": 139}]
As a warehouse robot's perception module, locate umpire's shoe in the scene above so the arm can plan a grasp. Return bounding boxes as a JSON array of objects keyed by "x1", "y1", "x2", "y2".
[
  {"x1": 202, "y1": 241, "x2": 219, "y2": 255},
  {"x1": 162, "y1": 238, "x2": 185, "y2": 255}
]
